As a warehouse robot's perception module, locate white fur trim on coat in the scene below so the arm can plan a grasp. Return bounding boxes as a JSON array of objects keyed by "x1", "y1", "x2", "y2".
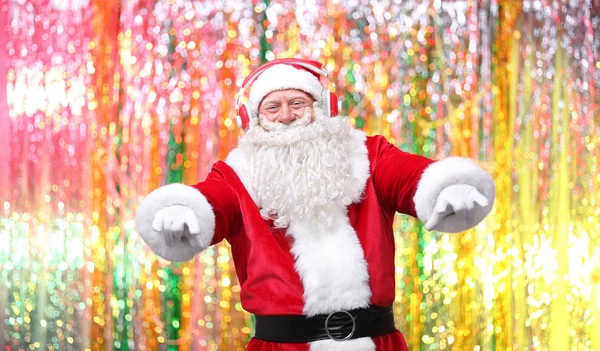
[
  {"x1": 413, "y1": 157, "x2": 496, "y2": 232},
  {"x1": 287, "y1": 212, "x2": 374, "y2": 351},
  {"x1": 347, "y1": 130, "x2": 371, "y2": 203},
  {"x1": 135, "y1": 183, "x2": 215, "y2": 262},
  {"x1": 288, "y1": 212, "x2": 372, "y2": 315},
  {"x1": 309, "y1": 336, "x2": 376, "y2": 351},
  {"x1": 225, "y1": 148, "x2": 258, "y2": 202}
]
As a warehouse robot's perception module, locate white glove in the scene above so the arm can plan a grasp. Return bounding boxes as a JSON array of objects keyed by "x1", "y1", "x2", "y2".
[
  {"x1": 152, "y1": 205, "x2": 203, "y2": 249},
  {"x1": 425, "y1": 184, "x2": 489, "y2": 232}
]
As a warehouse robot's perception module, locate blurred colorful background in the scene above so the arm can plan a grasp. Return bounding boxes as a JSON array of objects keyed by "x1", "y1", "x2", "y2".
[{"x1": 1, "y1": 0, "x2": 599, "y2": 350}]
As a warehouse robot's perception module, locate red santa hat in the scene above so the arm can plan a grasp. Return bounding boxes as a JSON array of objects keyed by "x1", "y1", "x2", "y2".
[{"x1": 248, "y1": 64, "x2": 324, "y2": 118}]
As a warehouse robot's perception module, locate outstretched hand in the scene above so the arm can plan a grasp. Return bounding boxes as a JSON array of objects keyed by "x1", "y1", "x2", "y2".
[
  {"x1": 425, "y1": 184, "x2": 488, "y2": 231},
  {"x1": 152, "y1": 205, "x2": 202, "y2": 248}
]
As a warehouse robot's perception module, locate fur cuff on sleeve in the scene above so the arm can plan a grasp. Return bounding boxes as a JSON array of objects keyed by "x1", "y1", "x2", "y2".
[
  {"x1": 413, "y1": 157, "x2": 496, "y2": 231},
  {"x1": 135, "y1": 183, "x2": 215, "y2": 262}
]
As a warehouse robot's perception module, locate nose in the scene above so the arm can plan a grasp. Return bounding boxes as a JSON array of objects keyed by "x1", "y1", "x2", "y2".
[{"x1": 277, "y1": 104, "x2": 296, "y2": 124}]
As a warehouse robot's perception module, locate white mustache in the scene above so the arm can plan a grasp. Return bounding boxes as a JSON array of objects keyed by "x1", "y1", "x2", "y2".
[{"x1": 258, "y1": 107, "x2": 312, "y2": 132}]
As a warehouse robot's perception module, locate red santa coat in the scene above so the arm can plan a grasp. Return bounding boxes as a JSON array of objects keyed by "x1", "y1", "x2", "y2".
[
  {"x1": 191, "y1": 134, "x2": 433, "y2": 351},
  {"x1": 136, "y1": 132, "x2": 496, "y2": 351}
]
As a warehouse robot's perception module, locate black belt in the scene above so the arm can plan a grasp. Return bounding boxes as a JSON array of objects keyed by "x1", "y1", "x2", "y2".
[{"x1": 254, "y1": 305, "x2": 396, "y2": 343}]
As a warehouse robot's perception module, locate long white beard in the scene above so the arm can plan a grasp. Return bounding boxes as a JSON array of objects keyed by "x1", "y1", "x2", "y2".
[{"x1": 239, "y1": 107, "x2": 363, "y2": 230}]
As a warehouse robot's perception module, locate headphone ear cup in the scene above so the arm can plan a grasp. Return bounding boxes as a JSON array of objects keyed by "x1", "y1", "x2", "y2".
[
  {"x1": 329, "y1": 91, "x2": 339, "y2": 117},
  {"x1": 237, "y1": 102, "x2": 251, "y2": 130}
]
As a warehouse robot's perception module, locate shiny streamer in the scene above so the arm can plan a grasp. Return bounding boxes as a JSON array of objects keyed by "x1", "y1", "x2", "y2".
[{"x1": 1, "y1": 0, "x2": 599, "y2": 350}]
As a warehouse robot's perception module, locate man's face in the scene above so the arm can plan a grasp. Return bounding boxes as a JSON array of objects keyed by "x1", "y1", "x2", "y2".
[{"x1": 258, "y1": 89, "x2": 316, "y2": 125}]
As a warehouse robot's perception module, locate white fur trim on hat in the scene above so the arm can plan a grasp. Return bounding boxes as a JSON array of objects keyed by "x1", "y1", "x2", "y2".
[{"x1": 248, "y1": 64, "x2": 324, "y2": 118}]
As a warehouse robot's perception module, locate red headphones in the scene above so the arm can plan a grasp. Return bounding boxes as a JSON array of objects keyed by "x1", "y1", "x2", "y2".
[{"x1": 236, "y1": 58, "x2": 339, "y2": 130}]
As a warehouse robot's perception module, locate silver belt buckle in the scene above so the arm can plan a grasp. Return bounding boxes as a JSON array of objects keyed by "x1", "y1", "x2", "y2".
[{"x1": 324, "y1": 310, "x2": 356, "y2": 341}]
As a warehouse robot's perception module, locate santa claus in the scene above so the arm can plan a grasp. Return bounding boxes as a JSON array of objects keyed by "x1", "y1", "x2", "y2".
[{"x1": 136, "y1": 59, "x2": 496, "y2": 350}]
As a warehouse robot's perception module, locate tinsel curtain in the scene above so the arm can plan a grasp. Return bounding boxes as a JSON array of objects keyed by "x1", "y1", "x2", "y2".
[{"x1": 1, "y1": 0, "x2": 599, "y2": 350}]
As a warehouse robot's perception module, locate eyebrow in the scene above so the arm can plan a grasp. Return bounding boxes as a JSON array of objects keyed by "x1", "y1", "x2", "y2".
[{"x1": 262, "y1": 95, "x2": 310, "y2": 106}]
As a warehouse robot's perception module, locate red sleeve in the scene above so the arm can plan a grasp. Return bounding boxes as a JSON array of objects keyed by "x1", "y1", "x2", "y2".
[
  {"x1": 370, "y1": 136, "x2": 435, "y2": 217},
  {"x1": 192, "y1": 168, "x2": 242, "y2": 246}
]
